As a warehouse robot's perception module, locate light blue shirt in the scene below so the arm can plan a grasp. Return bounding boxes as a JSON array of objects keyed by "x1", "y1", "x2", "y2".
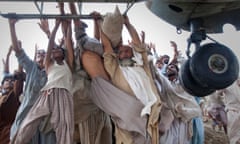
[
  {"x1": 191, "y1": 97, "x2": 204, "y2": 144},
  {"x1": 10, "y1": 50, "x2": 55, "y2": 143}
]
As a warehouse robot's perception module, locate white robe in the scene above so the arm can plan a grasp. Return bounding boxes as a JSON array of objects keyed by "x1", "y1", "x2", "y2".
[
  {"x1": 120, "y1": 49, "x2": 157, "y2": 117},
  {"x1": 224, "y1": 80, "x2": 240, "y2": 144},
  {"x1": 120, "y1": 66, "x2": 157, "y2": 117}
]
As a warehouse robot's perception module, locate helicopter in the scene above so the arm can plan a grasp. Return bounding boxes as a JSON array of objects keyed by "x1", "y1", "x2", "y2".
[{"x1": 146, "y1": 0, "x2": 240, "y2": 96}]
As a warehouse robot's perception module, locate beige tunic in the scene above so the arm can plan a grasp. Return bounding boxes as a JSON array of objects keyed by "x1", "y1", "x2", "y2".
[{"x1": 103, "y1": 43, "x2": 161, "y2": 144}]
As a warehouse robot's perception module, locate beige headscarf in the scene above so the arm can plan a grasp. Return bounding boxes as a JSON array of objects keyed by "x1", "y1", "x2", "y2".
[{"x1": 101, "y1": 5, "x2": 124, "y2": 48}]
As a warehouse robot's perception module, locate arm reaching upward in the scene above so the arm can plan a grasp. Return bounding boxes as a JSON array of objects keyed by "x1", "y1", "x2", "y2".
[
  {"x1": 58, "y1": 2, "x2": 67, "y2": 38},
  {"x1": 169, "y1": 41, "x2": 179, "y2": 65},
  {"x1": 68, "y1": 2, "x2": 88, "y2": 40},
  {"x1": 90, "y1": 11, "x2": 102, "y2": 40},
  {"x1": 2, "y1": 45, "x2": 13, "y2": 74},
  {"x1": 45, "y1": 19, "x2": 61, "y2": 71},
  {"x1": 8, "y1": 19, "x2": 22, "y2": 54},
  {"x1": 8, "y1": 19, "x2": 39, "y2": 73},
  {"x1": 38, "y1": 19, "x2": 51, "y2": 38},
  {"x1": 100, "y1": 28, "x2": 113, "y2": 54},
  {"x1": 68, "y1": 2, "x2": 81, "y2": 28},
  {"x1": 123, "y1": 15, "x2": 141, "y2": 46},
  {"x1": 65, "y1": 20, "x2": 74, "y2": 72},
  {"x1": 58, "y1": 3, "x2": 74, "y2": 71},
  {"x1": 58, "y1": 2, "x2": 65, "y2": 15}
]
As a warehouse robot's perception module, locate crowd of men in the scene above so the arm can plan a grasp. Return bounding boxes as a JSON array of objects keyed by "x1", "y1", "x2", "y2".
[{"x1": 0, "y1": 2, "x2": 240, "y2": 144}]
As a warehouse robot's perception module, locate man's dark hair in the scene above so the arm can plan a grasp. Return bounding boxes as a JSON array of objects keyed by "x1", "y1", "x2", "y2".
[{"x1": 1, "y1": 74, "x2": 14, "y2": 85}]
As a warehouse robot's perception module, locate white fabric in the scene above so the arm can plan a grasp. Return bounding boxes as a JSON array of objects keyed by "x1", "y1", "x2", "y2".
[
  {"x1": 120, "y1": 66, "x2": 157, "y2": 117},
  {"x1": 224, "y1": 80, "x2": 240, "y2": 144},
  {"x1": 131, "y1": 48, "x2": 143, "y2": 66},
  {"x1": 155, "y1": 72, "x2": 193, "y2": 144},
  {"x1": 224, "y1": 80, "x2": 240, "y2": 111},
  {"x1": 171, "y1": 81, "x2": 202, "y2": 122},
  {"x1": 159, "y1": 118, "x2": 191, "y2": 144},
  {"x1": 155, "y1": 72, "x2": 202, "y2": 122},
  {"x1": 226, "y1": 110, "x2": 240, "y2": 144},
  {"x1": 41, "y1": 61, "x2": 72, "y2": 93},
  {"x1": 208, "y1": 91, "x2": 225, "y2": 106}
]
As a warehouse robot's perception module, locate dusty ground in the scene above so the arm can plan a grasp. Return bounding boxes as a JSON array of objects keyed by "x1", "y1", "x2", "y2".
[{"x1": 204, "y1": 119, "x2": 229, "y2": 144}]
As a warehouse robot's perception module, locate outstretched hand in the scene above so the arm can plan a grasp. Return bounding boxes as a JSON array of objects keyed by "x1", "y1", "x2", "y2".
[
  {"x1": 170, "y1": 40, "x2": 179, "y2": 55},
  {"x1": 38, "y1": 19, "x2": 50, "y2": 36},
  {"x1": 90, "y1": 11, "x2": 102, "y2": 20},
  {"x1": 8, "y1": 18, "x2": 18, "y2": 25}
]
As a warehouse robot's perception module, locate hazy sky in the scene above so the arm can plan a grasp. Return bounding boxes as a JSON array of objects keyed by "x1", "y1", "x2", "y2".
[{"x1": 0, "y1": 1, "x2": 240, "y2": 81}]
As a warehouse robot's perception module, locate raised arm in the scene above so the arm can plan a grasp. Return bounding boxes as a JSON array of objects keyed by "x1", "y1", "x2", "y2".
[
  {"x1": 65, "y1": 20, "x2": 74, "y2": 72},
  {"x1": 68, "y1": 2, "x2": 88, "y2": 42},
  {"x1": 123, "y1": 15, "x2": 141, "y2": 45},
  {"x1": 68, "y1": 2, "x2": 81, "y2": 28},
  {"x1": 45, "y1": 19, "x2": 61, "y2": 71},
  {"x1": 2, "y1": 45, "x2": 13, "y2": 74},
  {"x1": 100, "y1": 28, "x2": 114, "y2": 54},
  {"x1": 148, "y1": 42, "x2": 159, "y2": 59},
  {"x1": 90, "y1": 11, "x2": 102, "y2": 40},
  {"x1": 13, "y1": 65, "x2": 24, "y2": 98},
  {"x1": 57, "y1": 3, "x2": 73, "y2": 71},
  {"x1": 169, "y1": 41, "x2": 179, "y2": 65},
  {"x1": 58, "y1": 2, "x2": 65, "y2": 15},
  {"x1": 8, "y1": 19, "x2": 22, "y2": 54},
  {"x1": 38, "y1": 19, "x2": 51, "y2": 39},
  {"x1": 58, "y1": 2, "x2": 67, "y2": 38}
]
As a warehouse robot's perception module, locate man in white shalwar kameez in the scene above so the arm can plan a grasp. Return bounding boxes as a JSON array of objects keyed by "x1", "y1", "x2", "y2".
[
  {"x1": 152, "y1": 62, "x2": 202, "y2": 144},
  {"x1": 220, "y1": 78, "x2": 240, "y2": 144}
]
